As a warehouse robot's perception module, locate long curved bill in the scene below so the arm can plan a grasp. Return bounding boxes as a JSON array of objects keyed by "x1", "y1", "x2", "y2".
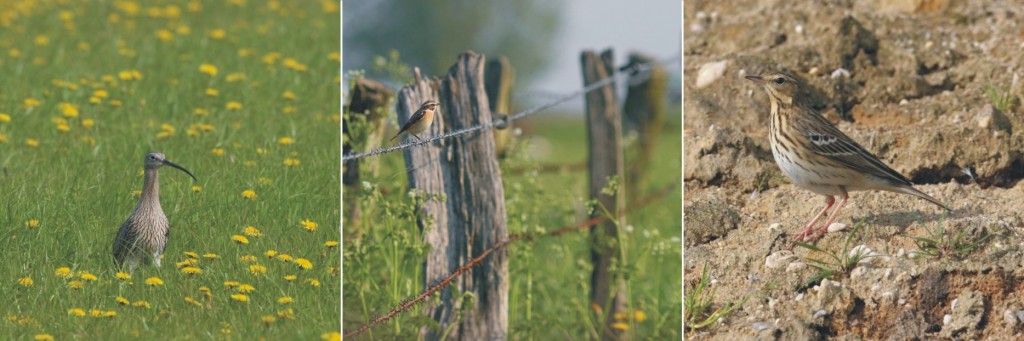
[{"x1": 164, "y1": 160, "x2": 198, "y2": 182}]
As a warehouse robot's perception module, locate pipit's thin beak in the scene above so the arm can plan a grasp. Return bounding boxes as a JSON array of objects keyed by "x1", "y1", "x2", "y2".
[
  {"x1": 164, "y1": 160, "x2": 198, "y2": 182},
  {"x1": 745, "y1": 75, "x2": 764, "y2": 82}
]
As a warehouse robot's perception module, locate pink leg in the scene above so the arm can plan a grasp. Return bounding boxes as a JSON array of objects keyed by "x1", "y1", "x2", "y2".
[
  {"x1": 794, "y1": 196, "x2": 835, "y2": 242},
  {"x1": 805, "y1": 188, "x2": 849, "y2": 242}
]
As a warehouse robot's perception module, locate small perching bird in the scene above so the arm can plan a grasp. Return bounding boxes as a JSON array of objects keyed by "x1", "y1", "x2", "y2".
[
  {"x1": 390, "y1": 100, "x2": 439, "y2": 142},
  {"x1": 746, "y1": 70, "x2": 951, "y2": 242},
  {"x1": 113, "y1": 152, "x2": 197, "y2": 273}
]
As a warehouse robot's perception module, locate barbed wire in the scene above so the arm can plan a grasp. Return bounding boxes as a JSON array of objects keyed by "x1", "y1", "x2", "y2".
[
  {"x1": 342, "y1": 182, "x2": 678, "y2": 338},
  {"x1": 341, "y1": 53, "x2": 680, "y2": 162}
]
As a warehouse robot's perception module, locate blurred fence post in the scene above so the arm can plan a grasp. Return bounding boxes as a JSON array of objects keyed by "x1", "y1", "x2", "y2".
[
  {"x1": 397, "y1": 51, "x2": 508, "y2": 341},
  {"x1": 581, "y1": 48, "x2": 628, "y2": 341},
  {"x1": 485, "y1": 56, "x2": 515, "y2": 155},
  {"x1": 622, "y1": 52, "x2": 667, "y2": 201},
  {"x1": 343, "y1": 78, "x2": 394, "y2": 234}
]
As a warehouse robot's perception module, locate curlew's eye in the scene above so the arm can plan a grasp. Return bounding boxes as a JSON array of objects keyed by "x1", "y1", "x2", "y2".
[{"x1": 774, "y1": 77, "x2": 785, "y2": 85}]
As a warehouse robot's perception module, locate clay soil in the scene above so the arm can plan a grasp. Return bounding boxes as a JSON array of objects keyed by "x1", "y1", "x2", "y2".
[{"x1": 684, "y1": 1, "x2": 1024, "y2": 339}]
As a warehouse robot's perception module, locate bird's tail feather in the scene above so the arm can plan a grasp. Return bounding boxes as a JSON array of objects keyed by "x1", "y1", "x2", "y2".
[{"x1": 891, "y1": 186, "x2": 952, "y2": 211}]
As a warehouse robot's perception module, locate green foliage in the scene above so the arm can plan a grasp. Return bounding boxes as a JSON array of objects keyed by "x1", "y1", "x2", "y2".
[
  {"x1": 684, "y1": 263, "x2": 747, "y2": 331},
  {"x1": 795, "y1": 221, "x2": 874, "y2": 288},
  {"x1": 913, "y1": 215, "x2": 990, "y2": 259},
  {"x1": 0, "y1": 1, "x2": 340, "y2": 339},
  {"x1": 984, "y1": 82, "x2": 1015, "y2": 112}
]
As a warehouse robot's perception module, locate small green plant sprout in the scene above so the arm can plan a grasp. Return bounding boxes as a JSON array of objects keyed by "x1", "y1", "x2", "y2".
[
  {"x1": 984, "y1": 82, "x2": 1015, "y2": 112},
  {"x1": 684, "y1": 263, "x2": 748, "y2": 331},
  {"x1": 912, "y1": 216, "x2": 990, "y2": 259},
  {"x1": 794, "y1": 221, "x2": 879, "y2": 289}
]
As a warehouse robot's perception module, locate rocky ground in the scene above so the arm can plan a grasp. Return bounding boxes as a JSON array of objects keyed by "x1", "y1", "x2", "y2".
[{"x1": 684, "y1": 0, "x2": 1024, "y2": 339}]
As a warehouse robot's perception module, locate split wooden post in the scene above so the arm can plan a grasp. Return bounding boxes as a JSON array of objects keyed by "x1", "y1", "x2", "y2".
[
  {"x1": 396, "y1": 51, "x2": 508, "y2": 341},
  {"x1": 622, "y1": 52, "x2": 668, "y2": 201},
  {"x1": 581, "y1": 48, "x2": 627, "y2": 340},
  {"x1": 485, "y1": 56, "x2": 515, "y2": 155},
  {"x1": 343, "y1": 77, "x2": 394, "y2": 186}
]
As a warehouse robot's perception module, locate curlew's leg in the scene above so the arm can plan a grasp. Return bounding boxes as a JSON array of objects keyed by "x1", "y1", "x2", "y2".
[
  {"x1": 795, "y1": 196, "x2": 835, "y2": 242},
  {"x1": 153, "y1": 253, "x2": 162, "y2": 267}
]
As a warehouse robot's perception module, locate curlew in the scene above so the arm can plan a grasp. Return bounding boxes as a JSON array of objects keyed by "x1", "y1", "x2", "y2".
[{"x1": 113, "y1": 152, "x2": 197, "y2": 273}]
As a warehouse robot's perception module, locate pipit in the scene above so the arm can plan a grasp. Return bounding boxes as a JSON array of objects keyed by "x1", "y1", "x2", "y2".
[
  {"x1": 390, "y1": 100, "x2": 439, "y2": 142},
  {"x1": 746, "y1": 71, "x2": 951, "y2": 242}
]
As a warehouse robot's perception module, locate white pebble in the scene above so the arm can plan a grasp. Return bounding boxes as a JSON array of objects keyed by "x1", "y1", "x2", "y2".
[
  {"x1": 899, "y1": 99, "x2": 909, "y2": 106},
  {"x1": 795, "y1": 293, "x2": 804, "y2": 301},
  {"x1": 827, "y1": 223, "x2": 847, "y2": 232},
  {"x1": 830, "y1": 68, "x2": 850, "y2": 79},
  {"x1": 943, "y1": 314, "x2": 952, "y2": 325},
  {"x1": 786, "y1": 262, "x2": 806, "y2": 272},
  {"x1": 696, "y1": 60, "x2": 728, "y2": 88},
  {"x1": 795, "y1": 24, "x2": 804, "y2": 34},
  {"x1": 951, "y1": 298, "x2": 958, "y2": 310},
  {"x1": 898, "y1": 298, "x2": 907, "y2": 305},
  {"x1": 1017, "y1": 310, "x2": 1024, "y2": 322},
  {"x1": 768, "y1": 223, "x2": 782, "y2": 231},
  {"x1": 1004, "y1": 309, "x2": 1018, "y2": 326},
  {"x1": 765, "y1": 250, "x2": 796, "y2": 269},
  {"x1": 813, "y1": 310, "x2": 828, "y2": 319},
  {"x1": 752, "y1": 321, "x2": 772, "y2": 331}
]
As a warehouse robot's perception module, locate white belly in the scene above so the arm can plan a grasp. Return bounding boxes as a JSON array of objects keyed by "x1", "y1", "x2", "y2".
[{"x1": 771, "y1": 138, "x2": 846, "y2": 196}]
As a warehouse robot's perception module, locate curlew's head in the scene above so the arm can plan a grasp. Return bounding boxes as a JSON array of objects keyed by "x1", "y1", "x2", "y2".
[
  {"x1": 745, "y1": 71, "x2": 801, "y2": 106},
  {"x1": 145, "y1": 152, "x2": 197, "y2": 181}
]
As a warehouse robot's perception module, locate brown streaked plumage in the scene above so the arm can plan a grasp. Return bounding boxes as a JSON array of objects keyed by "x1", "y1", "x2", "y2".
[
  {"x1": 390, "y1": 100, "x2": 439, "y2": 142},
  {"x1": 747, "y1": 71, "x2": 950, "y2": 242},
  {"x1": 113, "y1": 152, "x2": 197, "y2": 273}
]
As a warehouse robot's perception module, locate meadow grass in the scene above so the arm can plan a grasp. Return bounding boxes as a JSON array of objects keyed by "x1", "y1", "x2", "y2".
[
  {"x1": 343, "y1": 108, "x2": 682, "y2": 338},
  {"x1": 0, "y1": 1, "x2": 340, "y2": 339}
]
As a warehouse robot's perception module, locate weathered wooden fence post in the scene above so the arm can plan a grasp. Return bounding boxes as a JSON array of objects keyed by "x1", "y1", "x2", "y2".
[
  {"x1": 485, "y1": 56, "x2": 515, "y2": 155},
  {"x1": 622, "y1": 52, "x2": 668, "y2": 201},
  {"x1": 343, "y1": 78, "x2": 394, "y2": 234},
  {"x1": 397, "y1": 51, "x2": 508, "y2": 341},
  {"x1": 581, "y1": 48, "x2": 627, "y2": 340}
]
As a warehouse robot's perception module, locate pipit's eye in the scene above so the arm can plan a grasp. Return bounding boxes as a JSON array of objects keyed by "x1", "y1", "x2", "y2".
[{"x1": 774, "y1": 77, "x2": 785, "y2": 85}]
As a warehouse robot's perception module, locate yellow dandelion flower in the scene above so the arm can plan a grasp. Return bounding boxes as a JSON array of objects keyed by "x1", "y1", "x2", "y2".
[
  {"x1": 184, "y1": 296, "x2": 202, "y2": 306},
  {"x1": 248, "y1": 265, "x2": 267, "y2": 275},
  {"x1": 17, "y1": 277, "x2": 33, "y2": 287},
  {"x1": 116, "y1": 272, "x2": 131, "y2": 280},
  {"x1": 329, "y1": 52, "x2": 340, "y2": 62},
  {"x1": 282, "y1": 105, "x2": 297, "y2": 113},
  {"x1": 306, "y1": 279, "x2": 321, "y2": 287},
  {"x1": 23, "y1": 98, "x2": 41, "y2": 108},
  {"x1": 278, "y1": 136, "x2": 294, "y2": 145},
  {"x1": 282, "y1": 58, "x2": 308, "y2": 71},
  {"x1": 211, "y1": 148, "x2": 225, "y2": 156},
  {"x1": 68, "y1": 308, "x2": 85, "y2": 317},
  {"x1": 284, "y1": 275, "x2": 297, "y2": 282},
  {"x1": 193, "y1": 108, "x2": 209, "y2": 116},
  {"x1": 264, "y1": 250, "x2": 278, "y2": 258},
  {"x1": 256, "y1": 147, "x2": 268, "y2": 155},
  {"x1": 226, "y1": 72, "x2": 246, "y2": 82},
  {"x1": 25, "y1": 219, "x2": 40, "y2": 228},
  {"x1": 209, "y1": 29, "x2": 226, "y2": 39},
  {"x1": 79, "y1": 273, "x2": 98, "y2": 281},
  {"x1": 109, "y1": 99, "x2": 123, "y2": 107},
  {"x1": 182, "y1": 266, "x2": 203, "y2": 275},
  {"x1": 611, "y1": 322, "x2": 629, "y2": 331},
  {"x1": 231, "y1": 235, "x2": 249, "y2": 244},
  {"x1": 9, "y1": 48, "x2": 21, "y2": 58},
  {"x1": 204, "y1": 88, "x2": 219, "y2": 97},
  {"x1": 300, "y1": 219, "x2": 318, "y2": 231},
  {"x1": 103, "y1": 310, "x2": 117, "y2": 317},
  {"x1": 231, "y1": 294, "x2": 249, "y2": 302},
  {"x1": 276, "y1": 254, "x2": 293, "y2": 262},
  {"x1": 284, "y1": 158, "x2": 301, "y2": 166},
  {"x1": 183, "y1": 251, "x2": 199, "y2": 259},
  {"x1": 199, "y1": 286, "x2": 212, "y2": 297},
  {"x1": 58, "y1": 102, "x2": 79, "y2": 118},
  {"x1": 132, "y1": 301, "x2": 151, "y2": 309},
  {"x1": 282, "y1": 91, "x2": 296, "y2": 100},
  {"x1": 26, "y1": 139, "x2": 39, "y2": 147},
  {"x1": 321, "y1": 332, "x2": 341, "y2": 341},
  {"x1": 199, "y1": 63, "x2": 218, "y2": 76},
  {"x1": 277, "y1": 308, "x2": 295, "y2": 319},
  {"x1": 241, "y1": 189, "x2": 256, "y2": 199},
  {"x1": 257, "y1": 177, "x2": 272, "y2": 184},
  {"x1": 144, "y1": 277, "x2": 164, "y2": 286},
  {"x1": 243, "y1": 226, "x2": 262, "y2": 237},
  {"x1": 34, "y1": 35, "x2": 49, "y2": 46},
  {"x1": 295, "y1": 258, "x2": 312, "y2": 270},
  {"x1": 613, "y1": 312, "x2": 627, "y2": 321},
  {"x1": 240, "y1": 254, "x2": 257, "y2": 262},
  {"x1": 325, "y1": 240, "x2": 339, "y2": 248},
  {"x1": 0, "y1": 133, "x2": 7, "y2": 143},
  {"x1": 156, "y1": 29, "x2": 174, "y2": 41},
  {"x1": 262, "y1": 52, "x2": 282, "y2": 64},
  {"x1": 203, "y1": 253, "x2": 219, "y2": 259},
  {"x1": 634, "y1": 310, "x2": 647, "y2": 321},
  {"x1": 82, "y1": 118, "x2": 95, "y2": 128},
  {"x1": 226, "y1": 101, "x2": 242, "y2": 110},
  {"x1": 69, "y1": 281, "x2": 85, "y2": 289},
  {"x1": 262, "y1": 315, "x2": 277, "y2": 325},
  {"x1": 223, "y1": 281, "x2": 240, "y2": 288},
  {"x1": 35, "y1": 335, "x2": 54, "y2": 341},
  {"x1": 237, "y1": 284, "x2": 255, "y2": 293},
  {"x1": 93, "y1": 90, "x2": 108, "y2": 98},
  {"x1": 238, "y1": 48, "x2": 254, "y2": 57},
  {"x1": 56, "y1": 123, "x2": 71, "y2": 133},
  {"x1": 116, "y1": 296, "x2": 130, "y2": 305},
  {"x1": 0, "y1": 113, "x2": 10, "y2": 122},
  {"x1": 55, "y1": 267, "x2": 72, "y2": 278},
  {"x1": 278, "y1": 296, "x2": 294, "y2": 304}
]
